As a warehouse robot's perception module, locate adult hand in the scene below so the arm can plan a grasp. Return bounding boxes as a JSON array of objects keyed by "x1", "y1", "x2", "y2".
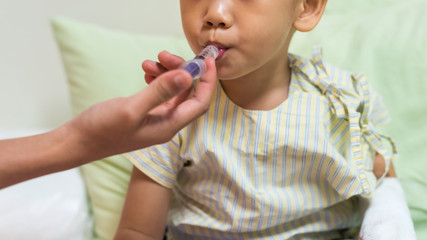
[
  {"x1": 68, "y1": 53, "x2": 217, "y2": 160},
  {"x1": 0, "y1": 54, "x2": 216, "y2": 188}
]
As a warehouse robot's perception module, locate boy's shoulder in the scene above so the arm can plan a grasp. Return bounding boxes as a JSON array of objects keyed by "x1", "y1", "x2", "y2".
[
  {"x1": 289, "y1": 49, "x2": 391, "y2": 128},
  {"x1": 289, "y1": 51, "x2": 367, "y2": 100}
]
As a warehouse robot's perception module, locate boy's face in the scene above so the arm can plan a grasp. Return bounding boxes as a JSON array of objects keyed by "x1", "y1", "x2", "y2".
[{"x1": 180, "y1": 0, "x2": 300, "y2": 80}]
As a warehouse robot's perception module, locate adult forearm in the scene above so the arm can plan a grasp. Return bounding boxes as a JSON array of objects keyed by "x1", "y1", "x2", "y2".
[
  {"x1": 0, "y1": 125, "x2": 88, "y2": 189},
  {"x1": 114, "y1": 228, "x2": 161, "y2": 240}
]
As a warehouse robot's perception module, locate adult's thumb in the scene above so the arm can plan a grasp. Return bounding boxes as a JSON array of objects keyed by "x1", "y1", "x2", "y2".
[{"x1": 136, "y1": 70, "x2": 193, "y2": 112}]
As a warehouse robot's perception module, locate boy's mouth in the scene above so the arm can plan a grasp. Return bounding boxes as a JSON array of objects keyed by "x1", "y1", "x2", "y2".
[
  {"x1": 217, "y1": 48, "x2": 227, "y2": 59},
  {"x1": 205, "y1": 42, "x2": 228, "y2": 59}
]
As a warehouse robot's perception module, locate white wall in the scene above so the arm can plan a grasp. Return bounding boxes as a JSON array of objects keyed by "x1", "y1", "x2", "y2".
[{"x1": 0, "y1": 0, "x2": 183, "y2": 132}]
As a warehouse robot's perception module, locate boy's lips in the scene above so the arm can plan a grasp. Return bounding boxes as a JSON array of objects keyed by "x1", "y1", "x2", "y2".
[
  {"x1": 216, "y1": 48, "x2": 227, "y2": 59},
  {"x1": 205, "y1": 42, "x2": 228, "y2": 59}
]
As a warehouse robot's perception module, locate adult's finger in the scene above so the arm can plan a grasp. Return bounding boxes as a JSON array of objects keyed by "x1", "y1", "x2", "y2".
[
  {"x1": 157, "y1": 51, "x2": 186, "y2": 70},
  {"x1": 142, "y1": 60, "x2": 167, "y2": 74},
  {"x1": 132, "y1": 69, "x2": 194, "y2": 114},
  {"x1": 142, "y1": 52, "x2": 186, "y2": 84},
  {"x1": 142, "y1": 60, "x2": 168, "y2": 84}
]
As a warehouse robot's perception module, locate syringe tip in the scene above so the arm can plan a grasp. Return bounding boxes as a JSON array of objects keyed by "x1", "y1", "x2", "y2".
[{"x1": 198, "y1": 45, "x2": 219, "y2": 60}]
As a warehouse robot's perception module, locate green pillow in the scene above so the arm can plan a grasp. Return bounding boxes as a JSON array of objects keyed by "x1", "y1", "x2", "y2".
[
  {"x1": 290, "y1": 0, "x2": 427, "y2": 237},
  {"x1": 51, "y1": 16, "x2": 192, "y2": 240}
]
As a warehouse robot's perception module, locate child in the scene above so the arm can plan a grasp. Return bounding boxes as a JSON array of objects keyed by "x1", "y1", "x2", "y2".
[{"x1": 115, "y1": 0, "x2": 413, "y2": 239}]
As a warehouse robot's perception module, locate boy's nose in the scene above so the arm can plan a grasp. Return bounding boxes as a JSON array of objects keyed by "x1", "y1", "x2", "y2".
[{"x1": 203, "y1": 1, "x2": 233, "y2": 29}]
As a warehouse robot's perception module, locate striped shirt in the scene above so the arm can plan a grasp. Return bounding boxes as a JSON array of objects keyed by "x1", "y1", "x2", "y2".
[{"x1": 125, "y1": 48, "x2": 397, "y2": 239}]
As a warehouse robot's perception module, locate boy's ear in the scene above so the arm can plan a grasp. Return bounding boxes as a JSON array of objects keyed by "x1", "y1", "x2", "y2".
[{"x1": 293, "y1": 0, "x2": 328, "y2": 32}]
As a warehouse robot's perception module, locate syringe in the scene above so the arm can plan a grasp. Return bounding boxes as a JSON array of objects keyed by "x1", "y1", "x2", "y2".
[{"x1": 180, "y1": 45, "x2": 219, "y2": 79}]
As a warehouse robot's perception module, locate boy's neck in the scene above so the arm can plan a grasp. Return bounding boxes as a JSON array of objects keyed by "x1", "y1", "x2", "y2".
[{"x1": 219, "y1": 56, "x2": 291, "y2": 111}]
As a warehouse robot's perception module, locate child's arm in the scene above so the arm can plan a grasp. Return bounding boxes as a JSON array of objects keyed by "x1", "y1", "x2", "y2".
[
  {"x1": 359, "y1": 154, "x2": 416, "y2": 240},
  {"x1": 373, "y1": 152, "x2": 396, "y2": 178},
  {"x1": 358, "y1": 178, "x2": 416, "y2": 240},
  {"x1": 115, "y1": 167, "x2": 171, "y2": 240}
]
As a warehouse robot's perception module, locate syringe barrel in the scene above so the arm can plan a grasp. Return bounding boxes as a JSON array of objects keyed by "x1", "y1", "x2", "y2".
[
  {"x1": 180, "y1": 45, "x2": 218, "y2": 79},
  {"x1": 181, "y1": 59, "x2": 207, "y2": 79}
]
